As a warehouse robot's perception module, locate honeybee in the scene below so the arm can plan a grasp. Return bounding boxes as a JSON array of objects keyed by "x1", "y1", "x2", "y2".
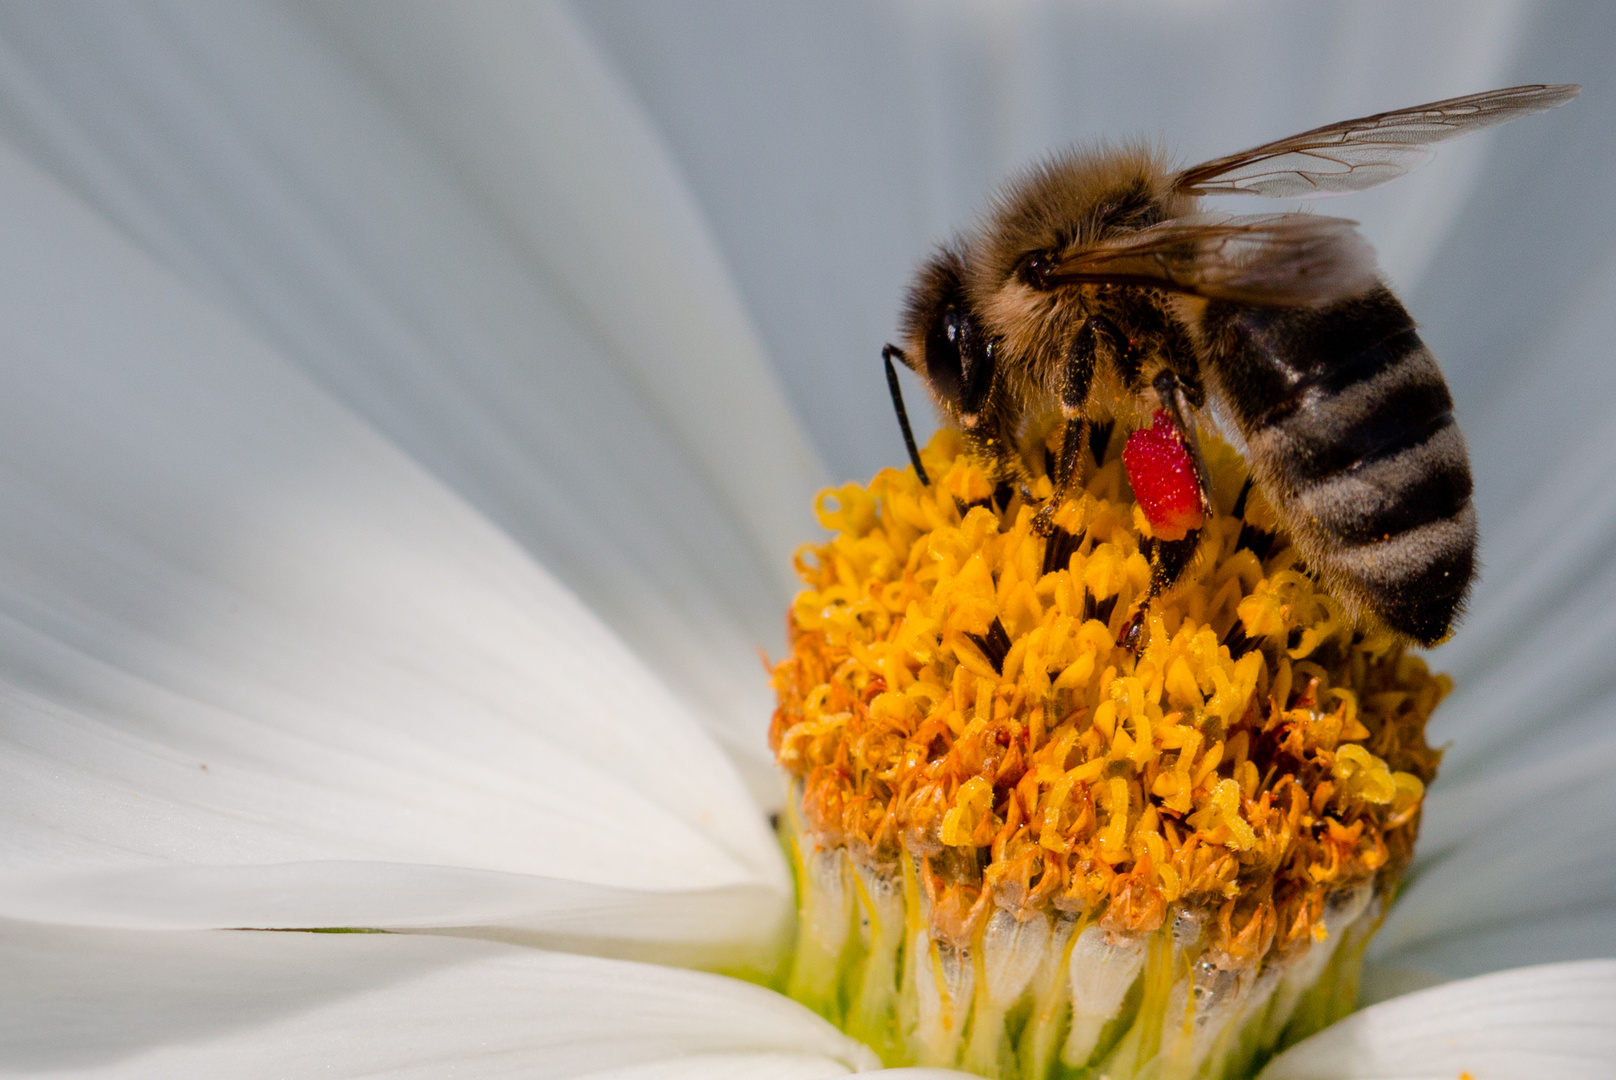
[{"x1": 883, "y1": 84, "x2": 1578, "y2": 646}]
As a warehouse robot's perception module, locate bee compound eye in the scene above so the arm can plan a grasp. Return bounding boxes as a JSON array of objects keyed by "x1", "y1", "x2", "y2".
[{"x1": 924, "y1": 306, "x2": 966, "y2": 404}]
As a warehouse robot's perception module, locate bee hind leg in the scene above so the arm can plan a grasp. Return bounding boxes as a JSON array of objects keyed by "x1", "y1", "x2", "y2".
[
  {"x1": 1117, "y1": 370, "x2": 1209, "y2": 650},
  {"x1": 1144, "y1": 368, "x2": 1213, "y2": 592},
  {"x1": 1118, "y1": 533, "x2": 1202, "y2": 650},
  {"x1": 1150, "y1": 368, "x2": 1214, "y2": 517},
  {"x1": 1147, "y1": 534, "x2": 1201, "y2": 594}
]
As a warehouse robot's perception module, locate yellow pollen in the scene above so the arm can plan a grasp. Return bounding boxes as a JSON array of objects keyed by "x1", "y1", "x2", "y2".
[{"x1": 771, "y1": 427, "x2": 1449, "y2": 1077}]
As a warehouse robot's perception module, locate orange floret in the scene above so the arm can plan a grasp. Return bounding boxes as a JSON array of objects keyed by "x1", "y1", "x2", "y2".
[{"x1": 771, "y1": 428, "x2": 1446, "y2": 963}]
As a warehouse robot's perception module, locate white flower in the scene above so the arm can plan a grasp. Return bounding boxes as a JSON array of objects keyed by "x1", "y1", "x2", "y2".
[{"x1": 0, "y1": 3, "x2": 1611, "y2": 1077}]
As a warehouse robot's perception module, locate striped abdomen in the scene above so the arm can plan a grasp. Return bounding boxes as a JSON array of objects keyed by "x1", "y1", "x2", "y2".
[{"x1": 1202, "y1": 287, "x2": 1475, "y2": 644}]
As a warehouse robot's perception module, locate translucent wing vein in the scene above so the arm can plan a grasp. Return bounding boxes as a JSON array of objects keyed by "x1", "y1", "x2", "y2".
[{"x1": 1175, "y1": 84, "x2": 1580, "y2": 198}]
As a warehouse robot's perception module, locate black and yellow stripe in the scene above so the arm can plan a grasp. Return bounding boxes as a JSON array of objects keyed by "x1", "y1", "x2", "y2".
[{"x1": 1203, "y1": 287, "x2": 1475, "y2": 644}]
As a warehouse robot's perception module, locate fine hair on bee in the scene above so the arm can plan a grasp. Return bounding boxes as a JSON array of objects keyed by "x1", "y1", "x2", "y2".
[{"x1": 881, "y1": 85, "x2": 1579, "y2": 646}]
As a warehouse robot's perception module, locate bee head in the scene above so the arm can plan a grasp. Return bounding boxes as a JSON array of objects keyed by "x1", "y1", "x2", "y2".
[{"x1": 901, "y1": 247, "x2": 995, "y2": 428}]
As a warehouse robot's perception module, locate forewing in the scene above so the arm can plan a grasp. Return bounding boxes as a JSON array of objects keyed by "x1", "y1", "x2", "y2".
[
  {"x1": 1046, "y1": 213, "x2": 1378, "y2": 307},
  {"x1": 1174, "y1": 84, "x2": 1580, "y2": 198}
]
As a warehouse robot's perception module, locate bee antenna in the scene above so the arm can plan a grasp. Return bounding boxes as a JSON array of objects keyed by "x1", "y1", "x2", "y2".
[{"x1": 882, "y1": 345, "x2": 931, "y2": 485}]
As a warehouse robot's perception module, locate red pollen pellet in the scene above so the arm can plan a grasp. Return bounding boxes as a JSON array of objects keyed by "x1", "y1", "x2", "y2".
[{"x1": 1123, "y1": 410, "x2": 1206, "y2": 541}]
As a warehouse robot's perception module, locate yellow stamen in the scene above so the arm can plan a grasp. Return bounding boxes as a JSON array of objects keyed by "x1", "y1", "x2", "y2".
[{"x1": 772, "y1": 428, "x2": 1447, "y2": 1078}]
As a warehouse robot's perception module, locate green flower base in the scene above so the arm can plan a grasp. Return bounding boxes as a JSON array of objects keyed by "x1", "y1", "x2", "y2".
[{"x1": 783, "y1": 819, "x2": 1375, "y2": 1080}]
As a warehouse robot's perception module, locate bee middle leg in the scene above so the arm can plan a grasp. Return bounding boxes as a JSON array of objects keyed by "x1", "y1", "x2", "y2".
[{"x1": 1033, "y1": 316, "x2": 1101, "y2": 536}]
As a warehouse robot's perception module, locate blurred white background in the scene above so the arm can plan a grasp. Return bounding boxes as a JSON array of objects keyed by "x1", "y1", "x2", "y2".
[{"x1": 575, "y1": 1, "x2": 1606, "y2": 503}]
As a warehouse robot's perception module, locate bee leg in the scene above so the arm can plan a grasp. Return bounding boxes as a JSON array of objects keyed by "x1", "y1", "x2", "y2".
[
  {"x1": 1148, "y1": 535, "x2": 1202, "y2": 593},
  {"x1": 1033, "y1": 418, "x2": 1087, "y2": 540},
  {"x1": 1151, "y1": 368, "x2": 1215, "y2": 518},
  {"x1": 1117, "y1": 370, "x2": 1208, "y2": 652},
  {"x1": 1055, "y1": 318, "x2": 1098, "y2": 489},
  {"x1": 882, "y1": 344, "x2": 930, "y2": 485},
  {"x1": 1053, "y1": 418, "x2": 1088, "y2": 497},
  {"x1": 1117, "y1": 535, "x2": 1198, "y2": 651},
  {"x1": 1117, "y1": 533, "x2": 1202, "y2": 651},
  {"x1": 1118, "y1": 607, "x2": 1147, "y2": 651},
  {"x1": 1034, "y1": 317, "x2": 1100, "y2": 537}
]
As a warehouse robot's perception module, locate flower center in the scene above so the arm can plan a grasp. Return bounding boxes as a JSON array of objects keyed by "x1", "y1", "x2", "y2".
[{"x1": 769, "y1": 427, "x2": 1446, "y2": 1080}]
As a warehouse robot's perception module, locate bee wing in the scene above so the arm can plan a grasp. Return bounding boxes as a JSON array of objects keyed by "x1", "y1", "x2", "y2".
[
  {"x1": 1172, "y1": 84, "x2": 1579, "y2": 199},
  {"x1": 1046, "y1": 213, "x2": 1378, "y2": 306}
]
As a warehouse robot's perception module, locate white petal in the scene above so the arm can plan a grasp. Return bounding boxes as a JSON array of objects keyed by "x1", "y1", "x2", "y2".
[
  {"x1": 1258, "y1": 960, "x2": 1616, "y2": 1080},
  {"x1": 0, "y1": 131, "x2": 784, "y2": 947},
  {"x1": 1372, "y1": 720, "x2": 1616, "y2": 971},
  {"x1": 3, "y1": 866, "x2": 788, "y2": 974},
  {"x1": 311, "y1": 1, "x2": 826, "y2": 578},
  {"x1": 0, "y1": 921, "x2": 876, "y2": 1078},
  {"x1": 564, "y1": 1057, "x2": 856, "y2": 1080},
  {"x1": 1415, "y1": 707, "x2": 1616, "y2": 859},
  {"x1": 1378, "y1": 904, "x2": 1616, "y2": 988},
  {"x1": 1406, "y1": 15, "x2": 1616, "y2": 795},
  {"x1": 1430, "y1": 401, "x2": 1616, "y2": 782},
  {"x1": 0, "y1": 2, "x2": 822, "y2": 797},
  {"x1": 1368, "y1": 192, "x2": 1616, "y2": 977}
]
